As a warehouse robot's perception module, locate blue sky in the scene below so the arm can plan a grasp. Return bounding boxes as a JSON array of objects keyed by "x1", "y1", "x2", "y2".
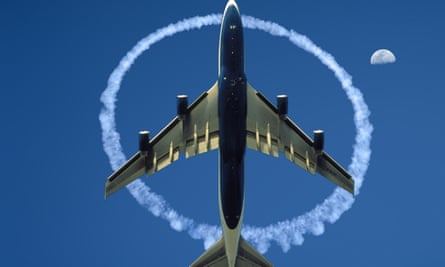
[{"x1": 1, "y1": 0, "x2": 444, "y2": 266}]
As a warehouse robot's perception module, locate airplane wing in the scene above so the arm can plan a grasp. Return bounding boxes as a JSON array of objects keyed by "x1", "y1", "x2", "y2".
[
  {"x1": 246, "y1": 82, "x2": 354, "y2": 194},
  {"x1": 105, "y1": 82, "x2": 219, "y2": 198},
  {"x1": 189, "y1": 237, "x2": 273, "y2": 267}
]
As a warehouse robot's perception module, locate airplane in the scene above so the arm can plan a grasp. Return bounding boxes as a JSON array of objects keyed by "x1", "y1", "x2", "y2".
[{"x1": 104, "y1": 0, "x2": 354, "y2": 266}]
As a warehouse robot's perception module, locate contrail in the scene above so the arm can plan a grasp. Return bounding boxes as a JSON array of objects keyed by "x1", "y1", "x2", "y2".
[{"x1": 99, "y1": 14, "x2": 373, "y2": 254}]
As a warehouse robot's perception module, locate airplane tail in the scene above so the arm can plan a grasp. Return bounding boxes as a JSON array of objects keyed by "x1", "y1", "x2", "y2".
[{"x1": 190, "y1": 236, "x2": 273, "y2": 267}]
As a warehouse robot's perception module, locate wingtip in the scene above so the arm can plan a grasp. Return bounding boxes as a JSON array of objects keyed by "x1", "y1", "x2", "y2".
[
  {"x1": 348, "y1": 184, "x2": 355, "y2": 197},
  {"x1": 104, "y1": 182, "x2": 112, "y2": 200},
  {"x1": 351, "y1": 178, "x2": 356, "y2": 196}
]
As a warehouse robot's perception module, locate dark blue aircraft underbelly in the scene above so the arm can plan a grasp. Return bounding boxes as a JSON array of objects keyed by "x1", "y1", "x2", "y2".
[
  {"x1": 218, "y1": 73, "x2": 247, "y2": 230},
  {"x1": 218, "y1": 3, "x2": 246, "y2": 230}
]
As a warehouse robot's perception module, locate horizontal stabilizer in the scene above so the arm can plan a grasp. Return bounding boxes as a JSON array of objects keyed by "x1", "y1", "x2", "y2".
[
  {"x1": 189, "y1": 237, "x2": 273, "y2": 267},
  {"x1": 237, "y1": 237, "x2": 273, "y2": 267},
  {"x1": 190, "y1": 238, "x2": 226, "y2": 267}
]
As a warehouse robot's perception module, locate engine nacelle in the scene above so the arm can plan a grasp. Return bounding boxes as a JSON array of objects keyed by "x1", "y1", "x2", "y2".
[
  {"x1": 139, "y1": 131, "x2": 151, "y2": 156},
  {"x1": 313, "y1": 129, "x2": 324, "y2": 154},
  {"x1": 276, "y1": 94, "x2": 288, "y2": 119},
  {"x1": 177, "y1": 95, "x2": 188, "y2": 119}
]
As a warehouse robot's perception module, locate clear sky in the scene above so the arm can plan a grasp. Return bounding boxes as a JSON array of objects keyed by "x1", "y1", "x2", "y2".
[{"x1": 2, "y1": 0, "x2": 444, "y2": 266}]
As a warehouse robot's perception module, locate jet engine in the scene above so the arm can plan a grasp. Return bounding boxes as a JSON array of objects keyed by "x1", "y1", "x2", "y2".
[
  {"x1": 139, "y1": 131, "x2": 151, "y2": 156},
  {"x1": 313, "y1": 130, "x2": 324, "y2": 155},
  {"x1": 276, "y1": 94, "x2": 288, "y2": 119},
  {"x1": 177, "y1": 95, "x2": 188, "y2": 119}
]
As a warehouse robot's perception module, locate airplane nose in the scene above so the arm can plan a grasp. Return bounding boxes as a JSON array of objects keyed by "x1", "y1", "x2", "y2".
[{"x1": 224, "y1": 0, "x2": 240, "y2": 17}]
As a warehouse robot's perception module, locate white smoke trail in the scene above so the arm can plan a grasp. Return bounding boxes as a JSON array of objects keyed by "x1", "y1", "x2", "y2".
[
  {"x1": 240, "y1": 16, "x2": 373, "y2": 253},
  {"x1": 99, "y1": 14, "x2": 223, "y2": 249},
  {"x1": 99, "y1": 14, "x2": 372, "y2": 253}
]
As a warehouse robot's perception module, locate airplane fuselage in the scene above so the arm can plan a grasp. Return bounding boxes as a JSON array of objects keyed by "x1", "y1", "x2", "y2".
[
  {"x1": 217, "y1": 1, "x2": 246, "y2": 266},
  {"x1": 218, "y1": 0, "x2": 246, "y2": 230}
]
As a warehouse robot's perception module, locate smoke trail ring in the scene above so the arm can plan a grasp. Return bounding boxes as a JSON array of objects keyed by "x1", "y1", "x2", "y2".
[{"x1": 99, "y1": 14, "x2": 373, "y2": 253}]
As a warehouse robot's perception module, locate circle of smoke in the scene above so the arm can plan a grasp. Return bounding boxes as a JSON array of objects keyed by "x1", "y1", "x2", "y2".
[{"x1": 99, "y1": 14, "x2": 373, "y2": 253}]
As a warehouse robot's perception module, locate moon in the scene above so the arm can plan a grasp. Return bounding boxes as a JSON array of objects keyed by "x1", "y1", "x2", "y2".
[{"x1": 370, "y1": 49, "x2": 396, "y2": 64}]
